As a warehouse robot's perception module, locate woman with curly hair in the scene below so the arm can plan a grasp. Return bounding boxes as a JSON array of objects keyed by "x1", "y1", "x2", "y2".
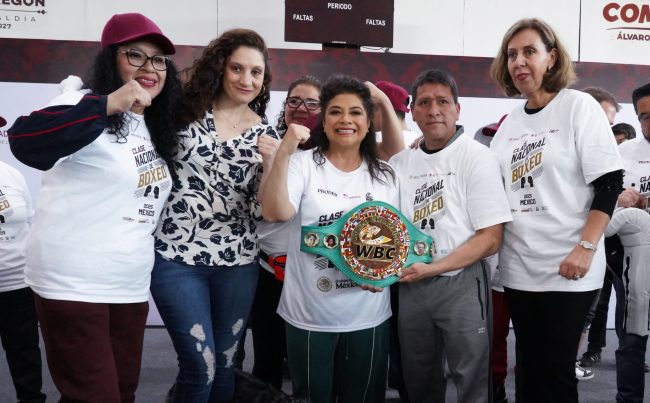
[
  {"x1": 151, "y1": 28, "x2": 279, "y2": 402},
  {"x1": 7, "y1": 13, "x2": 181, "y2": 402},
  {"x1": 262, "y1": 75, "x2": 398, "y2": 403}
]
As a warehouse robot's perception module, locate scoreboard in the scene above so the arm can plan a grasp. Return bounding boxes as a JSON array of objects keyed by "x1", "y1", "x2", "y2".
[{"x1": 285, "y1": 1, "x2": 394, "y2": 48}]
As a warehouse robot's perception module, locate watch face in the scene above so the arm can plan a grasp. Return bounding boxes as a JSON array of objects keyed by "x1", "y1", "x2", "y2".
[{"x1": 580, "y1": 241, "x2": 596, "y2": 251}]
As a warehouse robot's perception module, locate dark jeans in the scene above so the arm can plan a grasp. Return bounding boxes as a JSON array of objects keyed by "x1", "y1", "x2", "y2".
[
  {"x1": 504, "y1": 287, "x2": 597, "y2": 403},
  {"x1": 613, "y1": 275, "x2": 648, "y2": 403},
  {"x1": 0, "y1": 287, "x2": 46, "y2": 403},
  {"x1": 250, "y1": 266, "x2": 286, "y2": 389},
  {"x1": 35, "y1": 294, "x2": 148, "y2": 403},
  {"x1": 150, "y1": 253, "x2": 258, "y2": 403},
  {"x1": 585, "y1": 235, "x2": 622, "y2": 353},
  {"x1": 585, "y1": 273, "x2": 612, "y2": 353}
]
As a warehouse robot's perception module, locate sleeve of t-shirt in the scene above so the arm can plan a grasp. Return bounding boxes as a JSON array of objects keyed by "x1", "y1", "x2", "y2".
[
  {"x1": 466, "y1": 147, "x2": 513, "y2": 230},
  {"x1": 572, "y1": 94, "x2": 624, "y2": 184},
  {"x1": 8, "y1": 90, "x2": 108, "y2": 171},
  {"x1": 286, "y1": 151, "x2": 307, "y2": 215}
]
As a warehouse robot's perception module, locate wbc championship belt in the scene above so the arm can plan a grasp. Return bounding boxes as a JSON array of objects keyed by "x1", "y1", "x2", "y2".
[{"x1": 300, "y1": 201, "x2": 436, "y2": 287}]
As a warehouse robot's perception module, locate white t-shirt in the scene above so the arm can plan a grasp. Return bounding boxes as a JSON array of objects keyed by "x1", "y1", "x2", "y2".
[
  {"x1": 0, "y1": 161, "x2": 32, "y2": 292},
  {"x1": 26, "y1": 90, "x2": 172, "y2": 303},
  {"x1": 390, "y1": 130, "x2": 512, "y2": 276},
  {"x1": 277, "y1": 149, "x2": 397, "y2": 332},
  {"x1": 618, "y1": 136, "x2": 650, "y2": 203},
  {"x1": 490, "y1": 89, "x2": 624, "y2": 292},
  {"x1": 257, "y1": 219, "x2": 293, "y2": 274}
]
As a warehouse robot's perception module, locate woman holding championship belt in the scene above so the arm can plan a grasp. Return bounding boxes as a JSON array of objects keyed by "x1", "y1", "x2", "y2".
[
  {"x1": 261, "y1": 75, "x2": 399, "y2": 403},
  {"x1": 489, "y1": 18, "x2": 624, "y2": 402}
]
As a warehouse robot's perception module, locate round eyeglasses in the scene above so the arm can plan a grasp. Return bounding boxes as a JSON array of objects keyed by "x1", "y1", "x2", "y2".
[
  {"x1": 285, "y1": 96, "x2": 320, "y2": 110},
  {"x1": 121, "y1": 49, "x2": 169, "y2": 71}
]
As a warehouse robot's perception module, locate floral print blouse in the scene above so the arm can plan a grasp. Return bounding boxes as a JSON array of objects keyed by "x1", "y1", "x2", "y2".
[{"x1": 155, "y1": 109, "x2": 279, "y2": 267}]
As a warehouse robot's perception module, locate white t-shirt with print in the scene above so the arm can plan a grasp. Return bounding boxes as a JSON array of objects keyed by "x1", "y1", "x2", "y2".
[
  {"x1": 277, "y1": 149, "x2": 397, "y2": 332},
  {"x1": 0, "y1": 161, "x2": 32, "y2": 292},
  {"x1": 619, "y1": 136, "x2": 650, "y2": 203},
  {"x1": 26, "y1": 91, "x2": 172, "y2": 303},
  {"x1": 390, "y1": 130, "x2": 512, "y2": 276},
  {"x1": 490, "y1": 89, "x2": 624, "y2": 292}
]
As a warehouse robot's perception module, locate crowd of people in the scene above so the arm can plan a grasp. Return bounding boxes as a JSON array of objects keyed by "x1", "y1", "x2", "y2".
[{"x1": 1, "y1": 12, "x2": 649, "y2": 403}]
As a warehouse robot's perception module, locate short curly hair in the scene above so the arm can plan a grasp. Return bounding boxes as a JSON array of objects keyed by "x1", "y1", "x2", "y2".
[{"x1": 490, "y1": 18, "x2": 576, "y2": 97}]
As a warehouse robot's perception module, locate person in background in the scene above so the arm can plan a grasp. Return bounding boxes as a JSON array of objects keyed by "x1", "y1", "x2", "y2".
[
  {"x1": 251, "y1": 75, "x2": 322, "y2": 389},
  {"x1": 612, "y1": 122, "x2": 636, "y2": 145},
  {"x1": 7, "y1": 13, "x2": 180, "y2": 402},
  {"x1": 582, "y1": 87, "x2": 620, "y2": 125},
  {"x1": 0, "y1": 115, "x2": 46, "y2": 403},
  {"x1": 474, "y1": 114, "x2": 510, "y2": 403},
  {"x1": 576, "y1": 86, "x2": 622, "y2": 381},
  {"x1": 489, "y1": 18, "x2": 623, "y2": 402},
  {"x1": 393, "y1": 69, "x2": 512, "y2": 403},
  {"x1": 261, "y1": 75, "x2": 399, "y2": 403},
  {"x1": 372, "y1": 79, "x2": 413, "y2": 402},
  {"x1": 375, "y1": 80, "x2": 420, "y2": 148},
  {"x1": 150, "y1": 29, "x2": 278, "y2": 403},
  {"x1": 612, "y1": 82, "x2": 650, "y2": 402}
]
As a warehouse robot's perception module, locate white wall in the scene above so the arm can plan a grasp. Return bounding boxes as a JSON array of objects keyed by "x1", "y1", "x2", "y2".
[{"x1": 2, "y1": 0, "x2": 647, "y2": 64}]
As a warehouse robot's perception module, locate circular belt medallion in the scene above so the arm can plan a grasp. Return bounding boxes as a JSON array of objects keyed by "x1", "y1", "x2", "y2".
[{"x1": 339, "y1": 205, "x2": 410, "y2": 281}]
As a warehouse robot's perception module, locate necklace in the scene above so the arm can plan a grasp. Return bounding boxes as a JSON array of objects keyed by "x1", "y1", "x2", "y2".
[{"x1": 216, "y1": 108, "x2": 245, "y2": 129}]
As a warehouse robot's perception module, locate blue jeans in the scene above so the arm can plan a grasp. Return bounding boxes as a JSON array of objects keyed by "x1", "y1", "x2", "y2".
[{"x1": 150, "y1": 253, "x2": 258, "y2": 403}]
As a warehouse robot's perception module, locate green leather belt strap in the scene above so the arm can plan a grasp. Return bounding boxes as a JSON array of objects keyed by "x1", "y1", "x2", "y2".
[{"x1": 300, "y1": 201, "x2": 435, "y2": 287}]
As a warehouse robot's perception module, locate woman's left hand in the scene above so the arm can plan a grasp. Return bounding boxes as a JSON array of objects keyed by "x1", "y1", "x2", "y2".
[
  {"x1": 257, "y1": 134, "x2": 280, "y2": 167},
  {"x1": 558, "y1": 245, "x2": 594, "y2": 281}
]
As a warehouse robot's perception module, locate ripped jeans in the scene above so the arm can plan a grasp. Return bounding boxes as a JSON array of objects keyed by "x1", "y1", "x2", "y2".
[{"x1": 151, "y1": 253, "x2": 258, "y2": 403}]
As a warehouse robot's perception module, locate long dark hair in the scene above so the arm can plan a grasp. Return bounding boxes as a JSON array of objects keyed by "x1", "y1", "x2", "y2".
[
  {"x1": 310, "y1": 75, "x2": 394, "y2": 185},
  {"x1": 275, "y1": 75, "x2": 322, "y2": 136},
  {"x1": 178, "y1": 28, "x2": 272, "y2": 125},
  {"x1": 84, "y1": 45, "x2": 182, "y2": 172}
]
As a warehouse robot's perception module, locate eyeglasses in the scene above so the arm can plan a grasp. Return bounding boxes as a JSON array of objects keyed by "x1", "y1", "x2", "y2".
[
  {"x1": 121, "y1": 49, "x2": 169, "y2": 71},
  {"x1": 285, "y1": 96, "x2": 320, "y2": 110}
]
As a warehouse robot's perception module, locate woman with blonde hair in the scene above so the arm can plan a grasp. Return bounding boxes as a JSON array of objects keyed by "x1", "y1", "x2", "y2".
[{"x1": 489, "y1": 18, "x2": 623, "y2": 402}]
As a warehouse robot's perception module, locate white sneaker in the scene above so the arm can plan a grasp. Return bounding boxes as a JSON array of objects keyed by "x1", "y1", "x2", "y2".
[{"x1": 575, "y1": 362, "x2": 594, "y2": 380}]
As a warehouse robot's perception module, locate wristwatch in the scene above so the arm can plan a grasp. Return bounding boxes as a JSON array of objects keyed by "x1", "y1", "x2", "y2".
[{"x1": 578, "y1": 240, "x2": 597, "y2": 252}]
